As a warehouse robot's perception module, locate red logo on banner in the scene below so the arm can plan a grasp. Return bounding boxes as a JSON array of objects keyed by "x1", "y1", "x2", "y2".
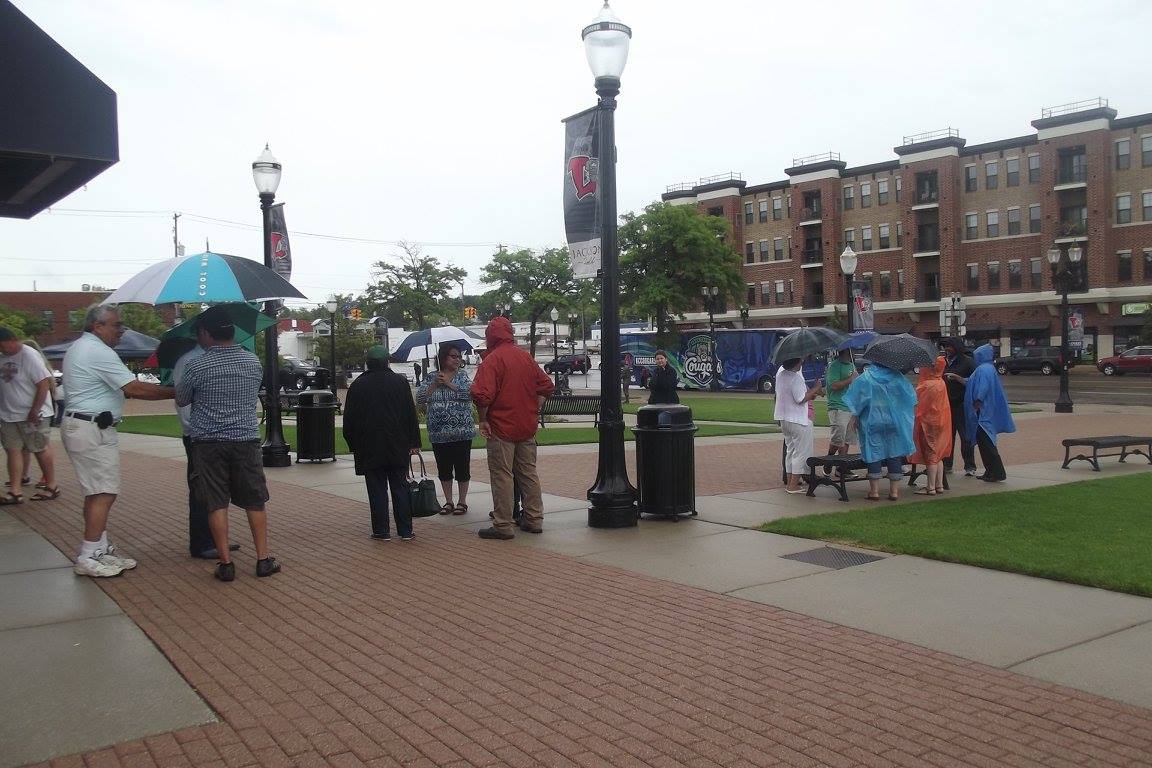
[
  {"x1": 567, "y1": 155, "x2": 597, "y2": 200},
  {"x1": 271, "y1": 232, "x2": 288, "y2": 260}
]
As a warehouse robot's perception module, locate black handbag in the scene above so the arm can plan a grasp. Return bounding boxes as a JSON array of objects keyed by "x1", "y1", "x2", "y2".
[{"x1": 407, "y1": 454, "x2": 441, "y2": 518}]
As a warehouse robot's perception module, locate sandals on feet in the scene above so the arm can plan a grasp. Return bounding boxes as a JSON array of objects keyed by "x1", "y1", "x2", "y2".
[
  {"x1": 865, "y1": 494, "x2": 881, "y2": 501},
  {"x1": 438, "y1": 503, "x2": 455, "y2": 515},
  {"x1": 0, "y1": 492, "x2": 23, "y2": 505},
  {"x1": 453, "y1": 502, "x2": 469, "y2": 515},
  {"x1": 887, "y1": 495, "x2": 900, "y2": 501},
  {"x1": 20, "y1": 477, "x2": 31, "y2": 486},
  {"x1": 31, "y1": 487, "x2": 61, "y2": 501},
  {"x1": 914, "y1": 488, "x2": 936, "y2": 496}
]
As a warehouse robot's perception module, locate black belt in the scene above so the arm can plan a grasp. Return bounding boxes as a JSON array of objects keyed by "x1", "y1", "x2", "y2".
[{"x1": 64, "y1": 412, "x2": 121, "y2": 425}]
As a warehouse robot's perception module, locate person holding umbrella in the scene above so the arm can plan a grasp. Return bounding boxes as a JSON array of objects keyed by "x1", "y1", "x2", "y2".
[
  {"x1": 416, "y1": 343, "x2": 476, "y2": 515},
  {"x1": 773, "y1": 357, "x2": 824, "y2": 493},
  {"x1": 961, "y1": 344, "x2": 1015, "y2": 482},
  {"x1": 843, "y1": 360, "x2": 916, "y2": 502}
]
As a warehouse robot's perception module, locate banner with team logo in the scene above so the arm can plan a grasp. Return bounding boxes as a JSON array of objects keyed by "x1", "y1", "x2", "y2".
[
  {"x1": 850, "y1": 279, "x2": 874, "y2": 331},
  {"x1": 269, "y1": 203, "x2": 292, "y2": 282},
  {"x1": 562, "y1": 106, "x2": 601, "y2": 279}
]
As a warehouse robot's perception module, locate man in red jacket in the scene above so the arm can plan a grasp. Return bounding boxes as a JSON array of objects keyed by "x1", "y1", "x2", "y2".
[{"x1": 470, "y1": 316, "x2": 555, "y2": 538}]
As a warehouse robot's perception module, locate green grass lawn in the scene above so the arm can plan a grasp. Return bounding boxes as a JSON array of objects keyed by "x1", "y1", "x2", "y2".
[
  {"x1": 117, "y1": 414, "x2": 773, "y2": 453},
  {"x1": 761, "y1": 473, "x2": 1152, "y2": 597}
]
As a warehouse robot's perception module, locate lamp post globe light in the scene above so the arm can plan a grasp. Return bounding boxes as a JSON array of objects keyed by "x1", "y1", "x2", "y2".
[
  {"x1": 839, "y1": 245, "x2": 858, "y2": 334},
  {"x1": 1047, "y1": 245, "x2": 1082, "y2": 413},
  {"x1": 550, "y1": 307, "x2": 560, "y2": 388},
  {"x1": 325, "y1": 299, "x2": 339, "y2": 399},
  {"x1": 253, "y1": 144, "x2": 291, "y2": 467},
  {"x1": 701, "y1": 286, "x2": 720, "y2": 391},
  {"x1": 582, "y1": 1, "x2": 636, "y2": 528}
]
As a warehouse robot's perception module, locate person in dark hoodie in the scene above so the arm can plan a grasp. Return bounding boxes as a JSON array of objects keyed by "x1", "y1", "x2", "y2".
[
  {"x1": 343, "y1": 346, "x2": 422, "y2": 540},
  {"x1": 470, "y1": 316, "x2": 554, "y2": 539},
  {"x1": 940, "y1": 337, "x2": 978, "y2": 476}
]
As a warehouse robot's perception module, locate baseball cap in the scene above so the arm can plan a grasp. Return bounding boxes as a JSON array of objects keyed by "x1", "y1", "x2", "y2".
[
  {"x1": 197, "y1": 305, "x2": 235, "y2": 334},
  {"x1": 0, "y1": 327, "x2": 16, "y2": 342},
  {"x1": 366, "y1": 345, "x2": 390, "y2": 361}
]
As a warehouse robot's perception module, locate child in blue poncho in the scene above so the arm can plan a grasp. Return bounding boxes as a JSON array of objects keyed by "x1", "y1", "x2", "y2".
[
  {"x1": 843, "y1": 363, "x2": 917, "y2": 501},
  {"x1": 956, "y1": 344, "x2": 1015, "y2": 482}
]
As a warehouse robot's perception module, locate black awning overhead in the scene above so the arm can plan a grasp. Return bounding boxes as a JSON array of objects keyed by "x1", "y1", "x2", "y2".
[{"x1": 0, "y1": 0, "x2": 118, "y2": 219}]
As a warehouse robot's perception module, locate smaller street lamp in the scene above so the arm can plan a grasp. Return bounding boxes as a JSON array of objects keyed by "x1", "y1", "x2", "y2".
[
  {"x1": 1047, "y1": 245, "x2": 1082, "y2": 414},
  {"x1": 839, "y1": 245, "x2": 858, "y2": 334},
  {"x1": 550, "y1": 307, "x2": 560, "y2": 388},
  {"x1": 701, "y1": 286, "x2": 720, "y2": 391},
  {"x1": 325, "y1": 299, "x2": 339, "y2": 399}
]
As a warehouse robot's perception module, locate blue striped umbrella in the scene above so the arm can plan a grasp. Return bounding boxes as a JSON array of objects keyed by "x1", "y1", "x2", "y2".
[{"x1": 104, "y1": 251, "x2": 307, "y2": 305}]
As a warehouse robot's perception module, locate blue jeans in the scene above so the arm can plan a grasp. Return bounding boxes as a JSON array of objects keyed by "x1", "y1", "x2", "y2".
[
  {"x1": 364, "y1": 466, "x2": 412, "y2": 537},
  {"x1": 866, "y1": 456, "x2": 904, "y2": 480}
]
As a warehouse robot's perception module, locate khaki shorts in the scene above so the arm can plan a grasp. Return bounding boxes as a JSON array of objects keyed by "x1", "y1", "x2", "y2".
[
  {"x1": 0, "y1": 420, "x2": 51, "y2": 453},
  {"x1": 61, "y1": 418, "x2": 120, "y2": 496},
  {"x1": 828, "y1": 408, "x2": 857, "y2": 448}
]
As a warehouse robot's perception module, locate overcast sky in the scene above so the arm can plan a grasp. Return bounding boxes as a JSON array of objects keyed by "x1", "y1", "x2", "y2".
[{"x1": 3, "y1": 0, "x2": 1149, "y2": 308}]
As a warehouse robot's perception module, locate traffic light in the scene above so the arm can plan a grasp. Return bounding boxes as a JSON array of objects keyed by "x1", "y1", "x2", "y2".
[
  {"x1": 351, "y1": 308, "x2": 362, "y2": 320},
  {"x1": 464, "y1": 306, "x2": 477, "y2": 320}
]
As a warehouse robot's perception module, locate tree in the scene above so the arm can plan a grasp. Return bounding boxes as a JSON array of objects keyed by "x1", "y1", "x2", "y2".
[
  {"x1": 311, "y1": 300, "x2": 376, "y2": 377},
  {"x1": 362, "y1": 241, "x2": 466, "y2": 331},
  {"x1": 66, "y1": 303, "x2": 167, "y2": 338},
  {"x1": 0, "y1": 304, "x2": 46, "y2": 338},
  {"x1": 618, "y1": 202, "x2": 744, "y2": 344},
  {"x1": 479, "y1": 247, "x2": 577, "y2": 355}
]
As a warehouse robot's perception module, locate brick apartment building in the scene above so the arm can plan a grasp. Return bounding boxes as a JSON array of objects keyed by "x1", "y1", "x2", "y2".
[
  {"x1": 662, "y1": 99, "x2": 1152, "y2": 357},
  {"x1": 0, "y1": 290, "x2": 113, "y2": 346}
]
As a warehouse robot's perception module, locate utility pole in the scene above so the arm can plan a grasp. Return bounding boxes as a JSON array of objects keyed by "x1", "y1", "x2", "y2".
[{"x1": 172, "y1": 212, "x2": 182, "y2": 258}]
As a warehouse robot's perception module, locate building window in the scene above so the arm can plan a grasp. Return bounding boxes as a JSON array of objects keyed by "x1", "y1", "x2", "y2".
[
  {"x1": 1029, "y1": 203, "x2": 1042, "y2": 234},
  {"x1": 774, "y1": 280, "x2": 786, "y2": 304},
  {"x1": 758, "y1": 199, "x2": 769, "y2": 223},
  {"x1": 967, "y1": 264, "x2": 979, "y2": 291},
  {"x1": 877, "y1": 178, "x2": 889, "y2": 205},
  {"x1": 843, "y1": 228, "x2": 854, "y2": 250},
  {"x1": 965, "y1": 213, "x2": 978, "y2": 240},
  {"x1": 1116, "y1": 139, "x2": 1131, "y2": 170},
  {"x1": 1145, "y1": 249, "x2": 1152, "y2": 280},
  {"x1": 1117, "y1": 194, "x2": 1132, "y2": 224},
  {"x1": 759, "y1": 240, "x2": 770, "y2": 262},
  {"x1": 986, "y1": 211, "x2": 1000, "y2": 238},
  {"x1": 987, "y1": 262, "x2": 1001, "y2": 288},
  {"x1": 707, "y1": 206, "x2": 723, "y2": 217},
  {"x1": 786, "y1": 195, "x2": 792, "y2": 217},
  {"x1": 1144, "y1": 191, "x2": 1152, "y2": 221},
  {"x1": 964, "y1": 166, "x2": 977, "y2": 192},
  {"x1": 897, "y1": 269, "x2": 905, "y2": 298},
  {"x1": 1143, "y1": 136, "x2": 1152, "y2": 167},
  {"x1": 862, "y1": 272, "x2": 874, "y2": 298},
  {"x1": 985, "y1": 161, "x2": 999, "y2": 190},
  {"x1": 1007, "y1": 207, "x2": 1021, "y2": 235},
  {"x1": 1118, "y1": 251, "x2": 1133, "y2": 282},
  {"x1": 1030, "y1": 258, "x2": 1042, "y2": 289},
  {"x1": 41, "y1": 310, "x2": 55, "y2": 328},
  {"x1": 895, "y1": 176, "x2": 902, "y2": 202},
  {"x1": 772, "y1": 197, "x2": 783, "y2": 220},
  {"x1": 744, "y1": 242, "x2": 755, "y2": 264},
  {"x1": 896, "y1": 222, "x2": 903, "y2": 247},
  {"x1": 880, "y1": 271, "x2": 891, "y2": 298},
  {"x1": 1028, "y1": 154, "x2": 1041, "y2": 183},
  {"x1": 747, "y1": 285, "x2": 757, "y2": 305},
  {"x1": 878, "y1": 223, "x2": 890, "y2": 249},
  {"x1": 761, "y1": 282, "x2": 771, "y2": 304},
  {"x1": 861, "y1": 225, "x2": 873, "y2": 251},
  {"x1": 773, "y1": 237, "x2": 785, "y2": 260},
  {"x1": 744, "y1": 202, "x2": 754, "y2": 224},
  {"x1": 860, "y1": 182, "x2": 872, "y2": 208},
  {"x1": 842, "y1": 186, "x2": 854, "y2": 210},
  {"x1": 1006, "y1": 157, "x2": 1020, "y2": 187},
  {"x1": 1008, "y1": 260, "x2": 1022, "y2": 290}
]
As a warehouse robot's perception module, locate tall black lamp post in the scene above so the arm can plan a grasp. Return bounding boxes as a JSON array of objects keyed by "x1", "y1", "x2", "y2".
[
  {"x1": 701, "y1": 286, "x2": 720, "y2": 390},
  {"x1": 839, "y1": 245, "x2": 857, "y2": 334},
  {"x1": 1047, "y1": 245, "x2": 1082, "y2": 413},
  {"x1": 253, "y1": 145, "x2": 291, "y2": 467},
  {"x1": 583, "y1": 1, "x2": 636, "y2": 528},
  {"x1": 325, "y1": 299, "x2": 338, "y2": 399},
  {"x1": 550, "y1": 307, "x2": 560, "y2": 388}
]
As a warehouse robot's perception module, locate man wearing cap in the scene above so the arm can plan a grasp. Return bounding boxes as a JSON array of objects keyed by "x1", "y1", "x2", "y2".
[
  {"x1": 176, "y1": 305, "x2": 279, "y2": 582},
  {"x1": 61, "y1": 304, "x2": 176, "y2": 578},
  {"x1": 0, "y1": 326, "x2": 59, "y2": 504}
]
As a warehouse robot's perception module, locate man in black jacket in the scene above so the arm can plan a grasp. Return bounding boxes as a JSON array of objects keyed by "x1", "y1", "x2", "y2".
[
  {"x1": 940, "y1": 337, "x2": 978, "y2": 476},
  {"x1": 343, "y1": 347, "x2": 422, "y2": 540}
]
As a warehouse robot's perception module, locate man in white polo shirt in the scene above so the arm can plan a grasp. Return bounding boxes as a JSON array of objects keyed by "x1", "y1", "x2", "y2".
[{"x1": 62, "y1": 304, "x2": 176, "y2": 578}]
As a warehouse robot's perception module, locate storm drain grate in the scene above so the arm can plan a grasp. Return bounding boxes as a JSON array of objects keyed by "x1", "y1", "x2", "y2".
[{"x1": 780, "y1": 546, "x2": 885, "y2": 569}]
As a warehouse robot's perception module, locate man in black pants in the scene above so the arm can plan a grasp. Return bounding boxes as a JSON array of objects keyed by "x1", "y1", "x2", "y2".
[{"x1": 940, "y1": 338, "x2": 978, "y2": 476}]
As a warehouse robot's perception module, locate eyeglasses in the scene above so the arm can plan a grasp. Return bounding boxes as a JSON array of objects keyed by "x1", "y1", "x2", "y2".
[{"x1": 446, "y1": 353, "x2": 461, "y2": 359}]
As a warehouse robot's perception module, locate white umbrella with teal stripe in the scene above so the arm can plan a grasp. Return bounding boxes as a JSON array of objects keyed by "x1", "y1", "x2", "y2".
[{"x1": 104, "y1": 251, "x2": 308, "y2": 305}]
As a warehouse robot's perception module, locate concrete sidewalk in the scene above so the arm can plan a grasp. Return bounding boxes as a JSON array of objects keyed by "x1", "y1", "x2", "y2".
[{"x1": 4, "y1": 404, "x2": 1152, "y2": 766}]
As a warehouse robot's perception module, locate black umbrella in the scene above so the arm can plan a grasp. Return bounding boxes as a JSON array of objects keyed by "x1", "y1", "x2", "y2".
[
  {"x1": 770, "y1": 326, "x2": 850, "y2": 364},
  {"x1": 862, "y1": 333, "x2": 938, "y2": 372}
]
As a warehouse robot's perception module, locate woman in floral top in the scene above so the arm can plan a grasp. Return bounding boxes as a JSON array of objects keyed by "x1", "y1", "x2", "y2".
[{"x1": 416, "y1": 343, "x2": 477, "y2": 514}]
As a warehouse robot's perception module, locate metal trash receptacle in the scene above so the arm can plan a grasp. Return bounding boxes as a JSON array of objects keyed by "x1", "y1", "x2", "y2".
[
  {"x1": 631, "y1": 404, "x2": 697, "y2": 519},
  {"x1": 295, "y1": 389, "x2": 337, "y2": 463}
]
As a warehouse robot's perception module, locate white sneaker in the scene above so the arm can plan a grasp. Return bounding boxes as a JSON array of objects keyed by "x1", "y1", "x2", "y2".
[
  {"x1": 98, "y1": 544, "x2": 137, "y2": 571},
  {"x1": 74, "y1": 555, "x2": 124, "y2": 578}
]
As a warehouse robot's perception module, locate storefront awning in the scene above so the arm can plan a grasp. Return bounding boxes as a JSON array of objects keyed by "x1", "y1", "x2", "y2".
[
  {"x1": 0, "y1": 1, "x2": 118, "y2": 219},
  {"x1": 964, "y1": 324, "x2": 1000, "y2": 333},
  {"x1": 1004, "y1": 322, "x2": 1050, "y2": 331}
]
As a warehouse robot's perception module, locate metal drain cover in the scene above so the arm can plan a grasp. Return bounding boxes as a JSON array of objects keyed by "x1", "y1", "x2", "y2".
[{"x1": 781, "y1": 546, "x2": 884, "y2": 569}]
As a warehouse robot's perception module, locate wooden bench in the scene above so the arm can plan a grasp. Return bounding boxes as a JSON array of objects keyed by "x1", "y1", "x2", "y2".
[
  {"x1": 539, "y1": 394, "x2": 601, "y2": 428},
  {"x1": 804, "y1": 454, "x2": 948, "y2": 502},
  {"x1": 1061, "y1": 436, "x2": 1152, "y2": 472}
]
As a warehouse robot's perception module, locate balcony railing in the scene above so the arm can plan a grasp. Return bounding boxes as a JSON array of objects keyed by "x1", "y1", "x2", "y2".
[
  {"x1": 1056, "y1": 166, "x2": 1088, "y2": 184},
  {"x1": 1041, "y1": 98, "x2": 1108, "y2": 119},
  {"x1": 1056, "y1": 220, "x2": 1087, "y2": 237},
  {"x1": 792, "y1": 151, "x2": 841, "y2": 167},
  {"x1": 698, "y1": 171, "x2": 743, "y2": 185},
  {"x1": 801, "y1": 248, "x2": 824, "y2": 264},
  {"x1": 915, "y1": 286, "x2": 941, "y2": 302},
  {"x1": 914, "y1": 188, "x2": 939, "y2": 204},
  {"x1": 665, "y1": 181, "x2": 694, "y2": 193},
  {"x1": 799, "y1": 207, "x2": 822, "y2": 222},
  {"x1": 802, "y1": 293, "x2": 825, "y2": 309},
  {"x1": 914, "y1": 234, "x2": 940, "y2": 253}
]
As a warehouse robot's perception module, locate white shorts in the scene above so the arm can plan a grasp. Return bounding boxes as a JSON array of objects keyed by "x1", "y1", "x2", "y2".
[
  {"x1": 828, "y1": 409, "x2": 857, "y2": 447},
  {"x1": 61, "y1": 418, "x2": 121, "y2": 496}
]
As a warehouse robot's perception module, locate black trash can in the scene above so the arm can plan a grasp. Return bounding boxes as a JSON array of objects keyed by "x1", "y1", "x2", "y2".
[
  {"x1": 295, "y1": 389, "x2": 337, "y2": 463},
  {"x1": 631, "y1": 404, "x2": 698, "y2": 519}
]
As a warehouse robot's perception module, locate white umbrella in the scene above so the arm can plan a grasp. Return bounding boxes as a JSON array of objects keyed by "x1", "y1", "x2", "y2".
[{"x1": 390, "y1": 325, "x2": 484, "y2": 363}]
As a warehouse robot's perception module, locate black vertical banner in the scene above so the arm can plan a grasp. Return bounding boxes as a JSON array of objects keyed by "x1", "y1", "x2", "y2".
[
  {"x1": 562, "y1": 106, "x2": 601, "y2": 279},
  {"x1": 269, "y1": 203, "x2": 292, "y2": 282}
]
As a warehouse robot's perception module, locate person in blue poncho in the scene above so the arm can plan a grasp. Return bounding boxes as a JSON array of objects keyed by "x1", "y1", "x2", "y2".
[
  {"x1": 843, "y1": 363, "x2": 917, "y2": 501},
  {"x1": 958, "y1": 344, "x2": 1015, "y2": 482}
]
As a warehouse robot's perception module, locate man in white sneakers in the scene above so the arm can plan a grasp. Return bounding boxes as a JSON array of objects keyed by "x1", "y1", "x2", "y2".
[{"x1": 61, "y1": 305, "x2": 175, "y2": 577}]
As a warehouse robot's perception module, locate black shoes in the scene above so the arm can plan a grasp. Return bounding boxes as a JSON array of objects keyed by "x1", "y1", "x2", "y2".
[
  {"x1": 215, "y1": 561, "x2": 235, "y2": 582},
  {"x1": 517, "y1": 521, "x2": 542, "y2": 534},
  {"x1": 256, "y1": 557, "x2": 281, "y2": 577},
  {"x1": 371, "y1": 533, "x2": 392, "y2": 541},
  {"x1": 978, "y1": 474, "x2": 1006, "y2": 483},
  {"x1": 478, "y1": 527, "x2": 515, "y2": 540}
]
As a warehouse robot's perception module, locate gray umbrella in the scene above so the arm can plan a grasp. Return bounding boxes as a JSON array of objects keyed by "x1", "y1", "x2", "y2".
[
  {"x1": 862, "y1": 333, "x2": 938, "y2": 372},
  {"x1": 770, "y1": 327, "x2": 850, "y2": 364}
]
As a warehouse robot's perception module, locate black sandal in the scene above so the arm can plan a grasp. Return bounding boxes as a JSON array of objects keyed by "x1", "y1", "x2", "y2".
[
  {"x1": 0, "y1": 492, "x2": 23, "y2": 506},
  {"x1": 31, "y1": 487, "x2": 61, "y2": 501},
  {"x1": 438, "y1": 503, "x2": 455, "y2": 515},
  {"x1": 453, "y1": 502, "x2": 469, "y2": 516}
]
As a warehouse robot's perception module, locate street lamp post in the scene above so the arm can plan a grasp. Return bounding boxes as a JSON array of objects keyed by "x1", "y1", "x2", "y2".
[
  {"x1": 550, "y1": 307, "x2": 560, "y2": 389},
  {"x1": 325, "y1": 299, "x2": 338, "y2": 400},
  {"x1": 253, "y1": 144, "x2": 291, "y2": 468},
  {"x1": 839, "y1": 245, "x2": 858, "y2": 335},
  {"x1": 701, "y1": 286, "x2": 720, "y2": 390},
  {"x1": 1047, "y1": 245, "x2": 1082, "y2": 413},
  {"x1": 583, "y1": 2, "x2": 636, "y2": 528}
]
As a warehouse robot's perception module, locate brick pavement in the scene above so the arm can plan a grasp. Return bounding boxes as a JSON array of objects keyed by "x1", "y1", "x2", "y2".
[{"x1": 13, "y1": 437, "x2": 1152, "y2": 767}]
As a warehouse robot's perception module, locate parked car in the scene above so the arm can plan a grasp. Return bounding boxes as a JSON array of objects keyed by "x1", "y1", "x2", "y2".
[
  {"x1": 994, "y1": 347, "x2": 1073, "y2": 376},
  {"x1": 544, "y1": 353, "x2": 591, "y2": 374},
  {"x1": 1096, "y1": 345, "x2": 1152, "y2": 376},
  {"x1": 280, "y1": 356, "x2": 328, "y2": 390}
]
